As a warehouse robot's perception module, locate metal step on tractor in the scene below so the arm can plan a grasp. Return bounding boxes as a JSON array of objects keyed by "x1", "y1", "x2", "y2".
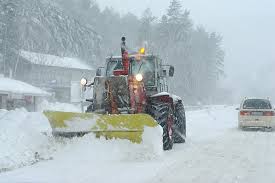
[{"x1": 44, "y1": 37, "x2": 186, "y2": 150}]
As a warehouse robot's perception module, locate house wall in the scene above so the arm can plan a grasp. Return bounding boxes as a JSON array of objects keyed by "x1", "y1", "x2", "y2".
[
  {"x1": 13, "y1": 60, "x2": 32, "y2": 80},
  {"x1": 0, "y1": 94, "x2": 8, "y2": 109},
  {"x1": 14, "y1": 58, "x2": 94, "y2": 102},
  {"x1": 0, "y1": 93, "x2": 40, "y2": 112}
]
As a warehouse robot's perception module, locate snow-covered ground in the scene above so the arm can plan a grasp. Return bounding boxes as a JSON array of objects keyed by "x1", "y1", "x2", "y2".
[
  {"x1": 1, "y1": 105, "x2": 275, "y2": 183},
  {"x1": 36, "y1": 100, "x2": 82, "y2": 112}
]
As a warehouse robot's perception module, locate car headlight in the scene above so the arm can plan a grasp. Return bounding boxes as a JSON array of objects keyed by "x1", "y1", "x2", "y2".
[
  {"x1": 135, "y1": 74, "x2": 143, "y2": 82},
  {"x1": 80, "y1": 78, "x2": 87, "y2": 85}
]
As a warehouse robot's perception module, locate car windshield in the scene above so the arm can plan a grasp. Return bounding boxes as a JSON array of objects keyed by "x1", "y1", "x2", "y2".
[
  {"x1": 131, "y1": 57, "x2": 155, "y2": 86},
  {"x1": 243, "y1": 99, "x2": 272, "y2": 109}
]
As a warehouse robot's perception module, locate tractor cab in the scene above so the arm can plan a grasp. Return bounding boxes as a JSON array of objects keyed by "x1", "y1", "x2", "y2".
[
  {"x1": 84, "y1": 37, "x2": 175, "y2": 114},
  {"x1": 105, "y1": 55, "x2": 156, "y2": 87}
]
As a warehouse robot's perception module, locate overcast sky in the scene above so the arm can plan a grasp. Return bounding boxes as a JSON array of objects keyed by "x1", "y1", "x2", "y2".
[{"x1": 98, "y1": 0, "x2": 275, "y2": 100}]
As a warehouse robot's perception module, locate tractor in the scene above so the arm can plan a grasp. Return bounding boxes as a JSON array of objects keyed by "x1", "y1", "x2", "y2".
[{"x1": 44, "y1": 37, "x2": 186, "y2": 150}]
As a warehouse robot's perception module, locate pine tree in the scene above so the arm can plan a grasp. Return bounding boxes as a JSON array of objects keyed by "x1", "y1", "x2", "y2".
[
  {"x1": 79, "y1": 0, "x2": 91, "y2": 11},
  {"x1": 138, "y1": 8, "x2": 156, "y2": 48},
  {"x1": 0, "y1": 0, "x2": 226, "y2": 104},
  {"x1": 209, "y1": 32, "x2": 225, "y2": 80},
  {"x1": 155, "y1": 0, "x2": 192, "y2": 61},
  {"x1": 0, "y1": 4, "x2": 5, "y2": 74},
  {"x1": 1, "y1": 0, "x2": 20, "y2": 77},
  {"x1": 167, "y1": 0, "x2": 183, "y2": 24}
]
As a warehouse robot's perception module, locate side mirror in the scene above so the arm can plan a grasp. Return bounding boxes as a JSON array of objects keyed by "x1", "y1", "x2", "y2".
[
  {"x1": 235, "y1": 108, "x2": 240, "y2": 110},
  {"x1": 162, "y1": 70, "x2": 167, "y2": 77},
  {"x1": 96, "y1": 67, "x2": 104, "y2": 76},
  {"x1": 169, "y1": 66, "x2": 174, "y2": 77}
]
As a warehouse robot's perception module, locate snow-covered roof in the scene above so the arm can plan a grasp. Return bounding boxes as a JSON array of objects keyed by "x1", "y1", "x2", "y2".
[
  {"x1": 20, "y1": 50, "x2": 93, "y2": 70},
  {"x1": 0, "y1": 77, "x2": 50, "y2": 97}
]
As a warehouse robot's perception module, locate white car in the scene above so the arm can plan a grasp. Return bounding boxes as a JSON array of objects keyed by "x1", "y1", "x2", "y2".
[{"x1": 237, "y1": 98, "x2": 275, "y2": 130}]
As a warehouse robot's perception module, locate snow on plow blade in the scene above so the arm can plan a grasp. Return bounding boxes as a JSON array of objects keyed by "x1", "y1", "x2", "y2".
[{"x1": 43, "y1": 111, "x2": 159, "y2": 143}]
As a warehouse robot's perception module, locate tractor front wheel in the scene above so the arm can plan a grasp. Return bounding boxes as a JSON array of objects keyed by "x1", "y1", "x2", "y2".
[
  {"x1": 173, "y1": 101, "x2": 186, "y2": 143},
  {"x1": 148, "y1": 102, "x2": 174, "y2": 150}
]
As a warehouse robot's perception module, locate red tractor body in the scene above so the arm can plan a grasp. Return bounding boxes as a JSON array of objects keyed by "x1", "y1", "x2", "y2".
[{"x1": 86, "y1": 38, "x2": 186, "y2": 150}]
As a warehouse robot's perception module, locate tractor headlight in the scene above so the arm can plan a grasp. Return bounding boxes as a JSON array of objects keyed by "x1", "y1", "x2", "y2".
[
  {"x1": 135, "y1": 74, "x2": 143, "y2": 82},
  {"x1": 80, "y1": 78, "x2": 87, "y2": 86}
]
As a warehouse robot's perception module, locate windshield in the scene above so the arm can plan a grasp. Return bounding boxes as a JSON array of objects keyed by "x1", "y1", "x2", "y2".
[
  {"x1": 106, "y1": 58, "x2": 123, "y2": 76},
  {"x1": 131, "y1": 57, "x2": 155, "y2": 86},
  {"x1": 243, "y1": 99, "x2": 272, "y2": 109},
  {"x1": 106, "y1": 57, "x2": 156, "y2": 86}
]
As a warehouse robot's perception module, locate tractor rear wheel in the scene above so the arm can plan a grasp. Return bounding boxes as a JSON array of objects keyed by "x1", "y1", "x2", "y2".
[
  {"x1": 148, "y1": 102, "x2": 174, "y2": 150},
  {"x1": 173, "y1": 101, "x2": 186, "y2": 143}
]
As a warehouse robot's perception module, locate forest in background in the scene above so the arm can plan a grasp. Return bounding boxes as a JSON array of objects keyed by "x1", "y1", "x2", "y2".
[{"x1": 0, "y1": 0, "x2": 227, "y2": 104}]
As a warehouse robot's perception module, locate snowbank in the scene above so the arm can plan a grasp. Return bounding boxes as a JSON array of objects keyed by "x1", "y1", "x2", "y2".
[
  {"x1": 37, "y1": 100, "x2": 81, "y2": 112},
  {"x1": 0, "y1": 108, "x2": 52, "y2": 171},
  {"x1": 0, "y1": 101, "x2": 81, "y2": 172},
  {"x1": 53, "y1": 127, "x2": 163, "y2": 163},
  {"x1": 0, "y1": 102, "x2": 163, "y2": 174}
]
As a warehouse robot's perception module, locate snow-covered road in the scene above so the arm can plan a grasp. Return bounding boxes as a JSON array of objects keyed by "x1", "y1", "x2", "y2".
[{"x1": 1, "y1": 105, "x2": 275, "y2": 183}]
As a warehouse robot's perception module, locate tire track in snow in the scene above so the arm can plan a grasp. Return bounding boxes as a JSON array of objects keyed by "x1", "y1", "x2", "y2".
[{"x1": 149, "y1": 129, "x2": 275, "y2": 183}]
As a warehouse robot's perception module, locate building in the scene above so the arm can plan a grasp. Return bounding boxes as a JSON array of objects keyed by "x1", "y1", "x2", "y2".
[
  {"x1": 13, "y1": 50, "x2": 94, "y2": 102},
  {"x1": 0, "y1": 77, "x2": 50, "y2": 111}
]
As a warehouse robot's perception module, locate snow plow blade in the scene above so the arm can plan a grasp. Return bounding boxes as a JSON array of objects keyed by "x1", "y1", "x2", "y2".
[{"x1": 43, "y1": 111, "x2": 159, "y2": 143}]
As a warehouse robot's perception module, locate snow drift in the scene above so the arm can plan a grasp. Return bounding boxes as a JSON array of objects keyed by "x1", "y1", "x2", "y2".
[
  {"x1": 37, "y1": 100, "x2": 82, "y2": 112},
  {"x1": 0, "y1": 108, "x2": 52, "y2": 172},
  {"x1": 0, "y1": 103, "x2": 163, "y2": 173}
]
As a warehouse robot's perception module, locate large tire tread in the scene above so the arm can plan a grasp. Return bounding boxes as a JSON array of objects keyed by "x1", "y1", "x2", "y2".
[
  {"x1": 173, "y1": 101, "x2": 186, "y2": 143},
  {"x1": 147, "y1": 101, "x2": 173, "y2": 150}
]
